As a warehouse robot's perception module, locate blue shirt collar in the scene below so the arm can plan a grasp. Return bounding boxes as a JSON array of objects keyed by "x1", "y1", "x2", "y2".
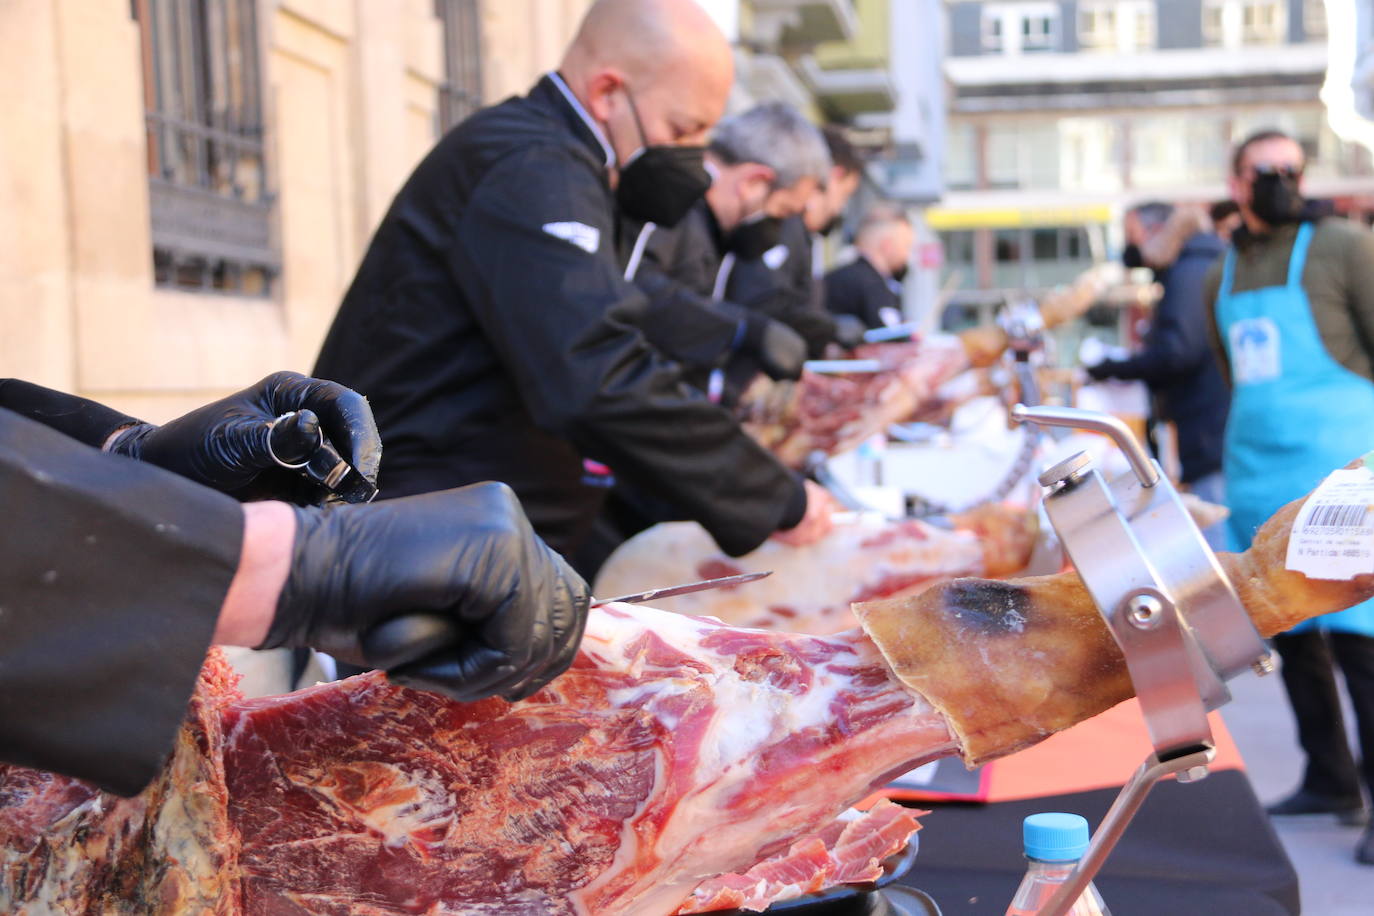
[{"x1": 547, "y1": 71, "x2": 616, "y2": 169}]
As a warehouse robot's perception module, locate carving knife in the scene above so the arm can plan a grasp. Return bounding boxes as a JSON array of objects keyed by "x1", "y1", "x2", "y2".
[{"x1": 361, "y1": 571, "x2": 772, "y2": 669}]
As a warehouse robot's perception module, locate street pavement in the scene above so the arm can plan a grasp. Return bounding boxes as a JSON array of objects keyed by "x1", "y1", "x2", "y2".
[{"x1": 1221, "y1": 662, "x2": 1374, "y2": 914}]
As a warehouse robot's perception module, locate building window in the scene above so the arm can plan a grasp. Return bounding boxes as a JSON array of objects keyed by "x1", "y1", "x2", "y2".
[
  {"x1": 1021, "y1": 13, "x2": 1057, "y2": 52},
  {"x1": 1202, "y1": 0, "x2": 1226, "y2": 45},
  {"x1": 1242, "y1": 0, "x2": 1286, "y2": 44},
  {"x1": 1080, "y1": 1, "x2": 1155, "y2": 53},
  {"x1": 1303, "y1": 0, "x2": 1327, "y2": 39},
  {"x1": 1079, "y1": 5, "x2": 1117, "y2": 51},
  {"x1": 983, "y1": 3, "x2": 1059, "y2": 54},
  {"x1": 982, "y1": 14, "x2": 1005, "y2": 52},
  {"x1": 1132, "y1": 2, "x2": 1157, "y2": 50},
  {"x1": 135, "y1": 0, "x2": 276, "y2": 296},
  {"x1": 436, "y1": 0, "x2": 484, "y2": 133},
  {"x1": 1204, "y1": 0, "x2": 1288, "y2": 47}
]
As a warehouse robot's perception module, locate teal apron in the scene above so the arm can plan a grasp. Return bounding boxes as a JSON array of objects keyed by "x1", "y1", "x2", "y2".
[{"x1": 1218, "y1": 222, "x2": 1374, "y2": 635}]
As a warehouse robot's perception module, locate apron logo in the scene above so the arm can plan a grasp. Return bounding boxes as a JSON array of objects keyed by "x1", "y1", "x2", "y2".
[{"x1": 1229, "y1": 317, "x2": 1281, "y2": 383}]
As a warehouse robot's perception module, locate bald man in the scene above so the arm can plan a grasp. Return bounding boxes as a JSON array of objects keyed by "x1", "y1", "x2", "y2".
[
  {"x1": 313, "y1": 0, "x2": 831, "y2": 570},
  {"x1": 824, "y1": 207, "x2": 915, "y2": 330}
]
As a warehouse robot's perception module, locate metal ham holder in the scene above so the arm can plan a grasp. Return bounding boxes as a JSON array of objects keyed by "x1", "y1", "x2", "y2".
[{"x1": 1009, "y1": 404, "x2": 1274, "y2": 916}]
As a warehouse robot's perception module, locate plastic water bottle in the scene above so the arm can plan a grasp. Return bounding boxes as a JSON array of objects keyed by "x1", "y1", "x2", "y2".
[{"x1": 1005, "y1": 813, "x2": 1111, "y2": 916}]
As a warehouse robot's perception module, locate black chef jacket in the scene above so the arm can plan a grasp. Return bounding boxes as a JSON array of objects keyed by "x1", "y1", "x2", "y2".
[
  {"x1": 624, "y1": 202, "x2": 742, "y2": 375},
  {"x1": 312, "y1": 75, "x2": 804, "y2": 558},
  {"x1": 725, "y1": 216, "x2": 839, "y2": 358},
  {"x1": 0, "y1": 409, "x2": 241, "y2": 797},
  {"x1": 625, "y1": 200, "x2": 768, "y2": 405},
  {"x1": 0, "y1": 378, "x2": 141, "y2": 448},
  {"x1": 825, "y1": 255, "x2": 902, "y2": 330}
]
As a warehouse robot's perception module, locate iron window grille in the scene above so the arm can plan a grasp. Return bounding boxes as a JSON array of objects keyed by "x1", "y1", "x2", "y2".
[
  {"x1": 436, "y1": 0, "x2": 484, "y2": 134},
  {"x1": 135, "y1": 0, "x2": 278, "y2": 296}
]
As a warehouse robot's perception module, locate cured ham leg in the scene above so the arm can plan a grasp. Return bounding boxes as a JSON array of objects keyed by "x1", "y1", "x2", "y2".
[
  {"x1": 856, "y1": 466, "x2": 1374, "y2": 765},
  {"x1": 742, "y1": 269, "x2": 1107, "y2": 469},
  {"x1": 594, "y1": 505, "x2": 1037, "y2": 635},
  {"x1": 740, "y1": 338, "x2": 970, "y2": 469},
  {"x1": 2, "y1": 611, "x2": 955, "y2": 916}
]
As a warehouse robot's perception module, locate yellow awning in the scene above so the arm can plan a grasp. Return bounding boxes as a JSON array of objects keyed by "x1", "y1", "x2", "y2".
[{"x1": 927, "y1": 204, "x2": 1114, "y2": 230}]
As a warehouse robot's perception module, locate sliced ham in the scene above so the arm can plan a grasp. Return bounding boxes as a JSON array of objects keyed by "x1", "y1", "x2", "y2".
[{"x1": 675, "y1": 801, "x2": 921, "y2": 914}]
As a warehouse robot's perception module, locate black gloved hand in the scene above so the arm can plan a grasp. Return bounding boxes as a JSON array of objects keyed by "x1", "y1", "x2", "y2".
[
  {"x1": 262, "y1": 482, "x2": 591, "y2": 703},
  {"x1": 107, "y1": 371, "x2": 381, "y2": 504},
  {"x1": 740, "y1": 313, "x2": 807, "y2": 381},
  {"x1": 831, "y1": 314, "x2": 868, "y2": 350},
  {"x1": 1085, "y1": 360, "x2": 1117, "y2": 382}
]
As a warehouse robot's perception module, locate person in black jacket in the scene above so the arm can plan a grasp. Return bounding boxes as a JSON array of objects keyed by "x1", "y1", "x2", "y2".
[
  {"x1": 824, "y1": 205, "x2": 914, "y2": 330},
  {"x1": 623, "y1": 101, "x2": 831, "y2": 404},
  {"x1": 1, "y1": 393, "x2": 587, "y2": 798},
  {"x1": 1086, "y1": 202, "x2": 1230, "y2": 547},
  {"x1": 725, "y1": 125, "x2": 868, "y2": 357},
  {"x1": 312, "y1": 0, "x2": 831, "y2": 567}
]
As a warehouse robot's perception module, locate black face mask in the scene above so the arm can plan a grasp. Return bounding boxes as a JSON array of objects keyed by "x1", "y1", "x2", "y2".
[
  {"x1": 1249, "y1": 167, "x2": 1305, "y2": 227},
  {"x1": 1122, "y1": 243, "x2": 1145, "y2": 269},
  {"x1": 890, "y1": 264, "x2": 910, "y2": 284},
  {"x1": 614, "y1": 89, "x2": 711, "y2": 227},
  {"x1": 730, "y1": 213, "x2": 784, "y2": 260}
]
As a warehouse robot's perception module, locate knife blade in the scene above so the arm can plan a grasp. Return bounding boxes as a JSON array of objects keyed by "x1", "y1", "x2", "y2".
[
  {"x1": 360, "y1": 571, "x2": 772, "y2": 670},
  {"x1": 591, "y1": 570, "x2": 771, "y2": 607},
  {"x1": 803, "y1": 359, "x2": 885, "y2": 374}
]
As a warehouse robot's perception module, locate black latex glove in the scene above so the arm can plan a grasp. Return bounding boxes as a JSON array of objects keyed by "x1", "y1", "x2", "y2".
[
  {"x1": 1085, "y1": 360, "x2": 1117, "y2": 382},
  {"x1": 740, "y1": 313, "x2": 807, "y2": 381},
  {"x1": 261, "y1": 482, "x2": 591, "y2": 703},
  {"x1": 831, "y1": 314, "x2": 868, "y2": 350},
  {"x1": 107, "y1": 371, "x2": 381, "y2": 504}
]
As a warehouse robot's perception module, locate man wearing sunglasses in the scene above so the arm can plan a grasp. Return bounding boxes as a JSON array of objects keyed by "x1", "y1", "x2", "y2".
[{"x1": 1203, "y1": 129, "x2": 1374, "y2": 864}]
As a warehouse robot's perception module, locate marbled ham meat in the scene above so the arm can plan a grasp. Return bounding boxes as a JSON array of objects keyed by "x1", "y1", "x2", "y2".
[{"x1": 740, "y1": 337, "x2": 970, "y2": 468}]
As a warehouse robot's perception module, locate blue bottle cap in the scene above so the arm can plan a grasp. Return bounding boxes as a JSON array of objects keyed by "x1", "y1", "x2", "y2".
[{"x1": 1023, "y1": 812, "x2": 1090, "y2": 861}]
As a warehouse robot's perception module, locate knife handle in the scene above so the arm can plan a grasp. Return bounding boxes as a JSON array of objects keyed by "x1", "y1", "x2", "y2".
[{"x1": 361, "y1": 613, "x2": 461, "y2": 670}]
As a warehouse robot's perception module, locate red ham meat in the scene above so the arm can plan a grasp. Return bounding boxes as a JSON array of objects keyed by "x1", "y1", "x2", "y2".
[
  {"x1": 222, "y1": 605, "x2": 953, "y2": 915},
  {"x1": 740, "y1": 337, "x2": 970, "y2": 469}
]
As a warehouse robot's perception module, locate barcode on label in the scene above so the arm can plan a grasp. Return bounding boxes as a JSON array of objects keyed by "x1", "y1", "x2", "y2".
[{"x1": 1307, "y1": 504, "x2": 1374, "y2": 528}]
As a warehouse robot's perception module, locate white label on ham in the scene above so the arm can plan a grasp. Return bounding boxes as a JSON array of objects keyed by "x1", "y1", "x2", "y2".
[{"x1": 1285, "y1": 467, "x2": 1374, "y2": 580}]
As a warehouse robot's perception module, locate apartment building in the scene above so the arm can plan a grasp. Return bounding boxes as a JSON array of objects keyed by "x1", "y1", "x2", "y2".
[{"x1": 936, "y1": 0, "x2": 1374, "y2": 298}]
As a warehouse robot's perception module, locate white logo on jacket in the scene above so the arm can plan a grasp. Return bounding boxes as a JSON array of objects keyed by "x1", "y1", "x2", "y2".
[
  {"x1": 762, "y1": 244, "x2": 790, "y2": 270},
  {"x1": 542, "y1": 221, "x2": 600, "y2": 254},
  {"x1": 1229, "y1": 317, "x2": 1281, "y2": 383}
]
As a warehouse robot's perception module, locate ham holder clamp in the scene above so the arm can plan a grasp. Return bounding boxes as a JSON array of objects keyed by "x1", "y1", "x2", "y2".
[{"x1": 1009, "y1": 404, "x2": 1273, "y2": 916}]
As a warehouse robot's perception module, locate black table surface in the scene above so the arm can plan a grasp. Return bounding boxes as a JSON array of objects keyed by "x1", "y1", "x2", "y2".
[{"x1": 895, "y1": 769, "x2": 1298, "y2": 915}]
